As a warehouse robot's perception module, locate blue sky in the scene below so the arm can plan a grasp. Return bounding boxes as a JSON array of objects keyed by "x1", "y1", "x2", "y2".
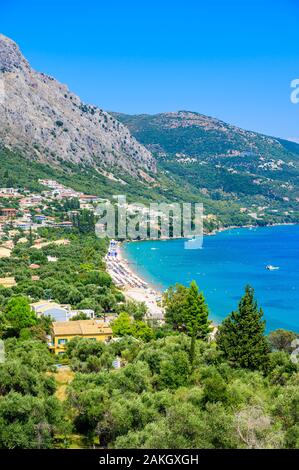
[{"x1": 2, "y1": 0, "x2": 299, "y2": 140}]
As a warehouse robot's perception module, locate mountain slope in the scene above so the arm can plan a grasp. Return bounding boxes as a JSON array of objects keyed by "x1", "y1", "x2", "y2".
[
  {"x1": 1, "y1": 34, "x2": 299, "y2": 229},
  {"x1": 0, "y1": 34, "x2": 156, "y2": 178},
  {"x1": 113, "y1": 111, "x2": 299, "y2": 217},
  {"x1": 112, "y1": 111, "x2": 299, "y2": 163}
]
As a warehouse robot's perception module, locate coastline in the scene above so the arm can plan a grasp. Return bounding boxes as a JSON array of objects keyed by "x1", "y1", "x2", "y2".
[
  {"x1": 210, "y1": 221, "x2": 297, "y2": 236},
  {"x1": 119, "y1": 241, "x2": 219, "y2": 336},
  {"x1": 119, "y1": 222, "x2": 297, "y2": 289},
  {"x1": 105, "y1": 241, "x2": 164, "y2": 321},
  {"x1": 109, "y1": 223, "x2": 298, "y2": 332},
  {"x1": 120, "y1": 239, "x2": 222, "y2": 331},
  {"x1": 117, "y1": 221, "x2": 298, "y2": 244}
]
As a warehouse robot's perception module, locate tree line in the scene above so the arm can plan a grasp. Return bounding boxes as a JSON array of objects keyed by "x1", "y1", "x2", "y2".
[{"x1": 0, "y1": 228, "x2": 298, "y2": 449}]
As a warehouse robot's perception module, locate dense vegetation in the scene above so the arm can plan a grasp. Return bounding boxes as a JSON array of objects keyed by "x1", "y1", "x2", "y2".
[
  {"x1": 114, "y1": 112, "x2": 299, "y2": 227},
  {"x1": 2, "y1": 130, "x2": 299, "y2": 231},
  {"x1": 0, "y1": 147, "x2": 189, "y2": 205},
  {"x1": 1, "y1": 37, "x2": 299, "y2": 451},
  {"x1": 0, "y1": 228, "x2": 298, "y2": 449},
  {"x1": 0, "y1": 229, "x2": 124, "y2": 316},
  {"x1": 57, "y1": 285, "x2": 299, "y2": 449}
]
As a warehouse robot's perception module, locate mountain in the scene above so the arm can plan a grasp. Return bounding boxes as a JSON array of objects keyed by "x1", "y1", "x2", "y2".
[
  {"x1": 113, "y1": 111, "x2": 299, "y2": 223},
  {"x1": 112, "y1": 111, "x2": 299, "y2": 162},
  {"x1": 1, "y1": 34, "x2": 299, "y2": 229},
  {"x1": 0, "y1": 34, "x2": 156, "y2": 179}
]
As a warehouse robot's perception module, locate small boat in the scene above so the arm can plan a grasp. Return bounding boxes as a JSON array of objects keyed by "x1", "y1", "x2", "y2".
[{"x1": 266, "y1": 265, "x2": 279, "y2": 271}]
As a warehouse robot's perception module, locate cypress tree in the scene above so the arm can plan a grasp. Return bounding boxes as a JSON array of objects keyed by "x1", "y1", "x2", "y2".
[
  {"x1": 184, "y1": 281, "x2": 211, "y2": 366},
  {"x1": 164, "y1": 281, "x2": 211, "y2": 366},
  {"x1": 216, "y1": 285, "x2": 269, "y2": 371}
]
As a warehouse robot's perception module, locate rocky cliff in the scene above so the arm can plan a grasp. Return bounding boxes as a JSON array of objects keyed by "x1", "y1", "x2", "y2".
[{"x1": 0, "y1": 34, "x2": 156, "y2": 178}]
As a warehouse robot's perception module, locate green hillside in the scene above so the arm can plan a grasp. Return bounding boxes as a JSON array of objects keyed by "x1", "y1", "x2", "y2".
[
  {"x1": 2, "y1": 108, "x2": 299, "y2": 230},
  {"x1": 113, "y1": 111, "x2": 299, "y2": 226}
]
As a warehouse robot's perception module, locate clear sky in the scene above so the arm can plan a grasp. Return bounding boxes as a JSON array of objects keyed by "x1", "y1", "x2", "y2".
[{"x1": 2, "y1": 0, "x2": 299, "y2": 140}]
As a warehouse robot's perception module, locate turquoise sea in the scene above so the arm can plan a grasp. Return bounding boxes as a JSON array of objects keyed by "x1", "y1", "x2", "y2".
[{"x1": 123, "y1": 225, "x2": 299, "y2": 333}]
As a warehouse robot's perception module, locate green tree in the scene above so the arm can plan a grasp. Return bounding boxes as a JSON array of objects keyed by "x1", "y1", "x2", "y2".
[
  {"x1": 0, "y1": 360, "x2": 56, "y2": 396},
  {"x1": 201, "y1": 371, "x2": 228, "y2": 404},
  {"x1": 124, "y1": 300, "x2": 148, "y2": 321},
  {"x1": 111, "y1": 312, "x2": 133, "y2": 337},
  {"x1": 66, "y1": 288, "x2": 83, "y2": 305},
  {"x1": 131, "y1": 321, "x2": 154, "y2": 342},
  {"x1": 71, "y1": 209, "x2": 95, "y2": 234},
  {"x1": 66, "y1": 337, "x2": 105, "y2": 362},
  {"x1": 28, "y1": 226, "x2": 33, "y2": 247},
  {"x1": 114, "y1": 401, "x2": 238, "y2": 449},
  {"x1": 216, "y1": 286, "x2": 270, "y2": 371},
  {"x1": 164, "y1": 281, "x2": 211, "y2": 366},
  {"x1": 69, "y1": 312, "x2": 89, "y2": 321},
  {"x1": 159, "y1": 351, "x2": 190, "y2": 389},
  {"x1": 5, "y1": 297, "x2": 37, "y2": 336},
  {"x1": 0, "y1": 392, "x2": 67, "y2": 449},
  {"x1": 184, "y1": 281, "x2": 211, "y2": 365},
  {"x1": 268, "y1": 329, "x2": 297, "y2": 353},
  {"x1": 164, "y1": 284, "x2": 188, "y2": 330},
  {"x1": 4, "y1": 338, "x2": 53, "y2": 371}
]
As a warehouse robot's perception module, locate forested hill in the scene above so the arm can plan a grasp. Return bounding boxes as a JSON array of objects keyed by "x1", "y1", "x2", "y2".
[
  {"x1": 112, "y1": 111, "x2": 299, "y2": 163},
  {"x1": 113, "y1": 111, "x2": 299, "y2": 226}
]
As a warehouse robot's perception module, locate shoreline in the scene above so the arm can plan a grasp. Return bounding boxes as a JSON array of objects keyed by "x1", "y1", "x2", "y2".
[
  {"x1": 105, "y1": 241, "x2": 164, "y2": 321},
  {"x1": 108, "y1": 223, "x2": 298, "y2": 331},
  {"x1": 121, "y1": 221, "x2": 298, "y2": 244},
  {"x1": 118, "y1": 221, "x2": 297, "y2": 296},
  {"x1": 119, "y1": 242, "x2": 219, "y2": 335}
]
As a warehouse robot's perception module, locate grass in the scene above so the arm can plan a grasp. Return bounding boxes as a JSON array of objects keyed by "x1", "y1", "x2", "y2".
[{"x1": 52, "y1": 366, "x2": 74, "y2": 401}]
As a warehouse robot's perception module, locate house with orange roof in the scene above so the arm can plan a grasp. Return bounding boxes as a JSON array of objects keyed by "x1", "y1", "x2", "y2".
[{"x1": 49, "y1": 320, "x2": 113, "y2": 354}]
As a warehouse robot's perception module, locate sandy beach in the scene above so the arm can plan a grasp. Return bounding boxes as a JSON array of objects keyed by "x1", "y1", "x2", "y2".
[{"x1": 105, "y1": 240, "x2": 164, "y2": 321}]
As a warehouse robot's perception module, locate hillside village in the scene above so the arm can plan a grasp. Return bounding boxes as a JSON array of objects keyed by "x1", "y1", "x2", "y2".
[
  {"x1": 0, "y1": 179, "x2": 104, "y2": 237},
  {"x1": 0, "y1": 181, "x2": 116, "y2": 353},
  {"x1": 0, "y1": 179, "x2": 168, "y2": 360},
  {"x1": 0, "y1": 175, "x2": 290, "y2": 344}
]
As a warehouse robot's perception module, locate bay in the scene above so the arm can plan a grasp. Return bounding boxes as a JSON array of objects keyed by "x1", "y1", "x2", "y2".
[{"x1": 123, "y1": 225, "x2": 299, "y2": 332}]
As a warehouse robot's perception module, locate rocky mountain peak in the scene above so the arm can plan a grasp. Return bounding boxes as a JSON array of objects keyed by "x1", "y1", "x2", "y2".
[
  {"x1": 0, "y1": 35, "x2": 156, "y2": 178},
  {"x1": 0, "y1": 34, "x2": 30, "y2": 73}
]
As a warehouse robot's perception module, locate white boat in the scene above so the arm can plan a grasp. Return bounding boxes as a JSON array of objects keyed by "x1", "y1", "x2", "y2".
[{"x1": 266, "y1": 265, "x2": 279, "y2": 271}]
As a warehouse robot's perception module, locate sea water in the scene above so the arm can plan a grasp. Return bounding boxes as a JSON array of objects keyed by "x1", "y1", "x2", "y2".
[{"x1": 123, "y1": 225, "x2": 299, "y2": 332}]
